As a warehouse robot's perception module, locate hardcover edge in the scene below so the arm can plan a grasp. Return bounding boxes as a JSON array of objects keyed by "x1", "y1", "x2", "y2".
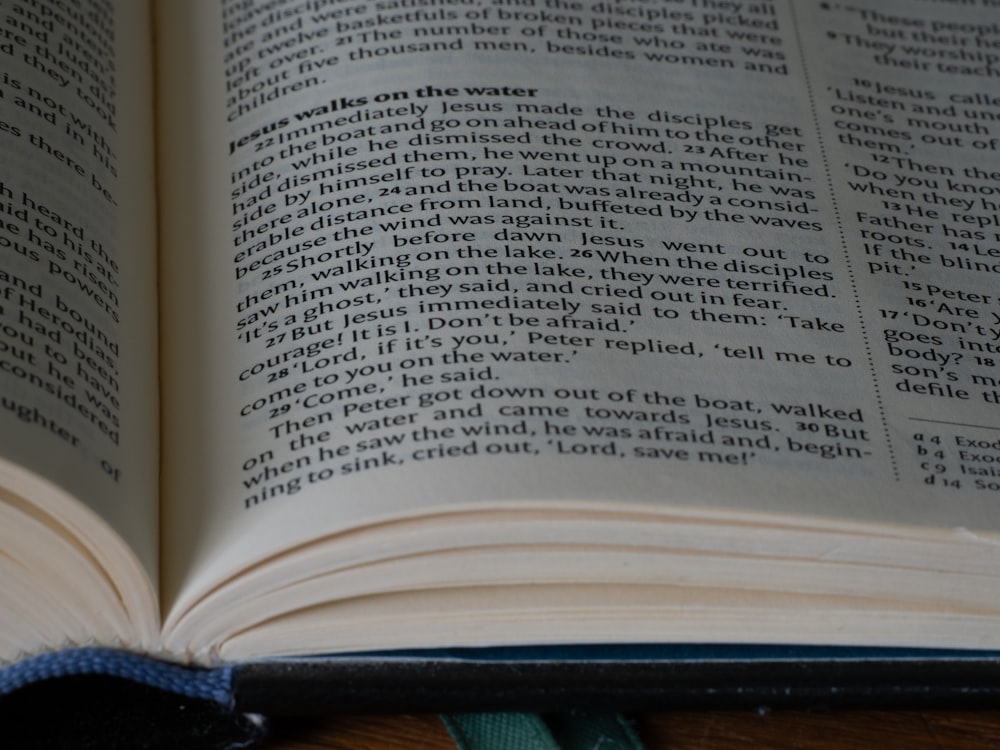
[{"x1": 230, "y1": 644, "x2": 1000, "y2": 716}]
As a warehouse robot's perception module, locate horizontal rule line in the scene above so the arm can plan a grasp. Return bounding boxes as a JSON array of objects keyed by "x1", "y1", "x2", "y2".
[{"x1": 909, "y1": 417, "x2": 1000, "y2": 433}]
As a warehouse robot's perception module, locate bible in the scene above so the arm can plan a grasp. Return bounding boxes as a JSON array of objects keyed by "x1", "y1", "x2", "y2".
[{"x1": 3, "y1": 0, "x2": 1000, "y2": 723}]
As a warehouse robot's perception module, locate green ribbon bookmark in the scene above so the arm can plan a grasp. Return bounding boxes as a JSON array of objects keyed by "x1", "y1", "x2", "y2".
[{"x1": 443, "y1": 713, "x2": 647, "y2": 750}]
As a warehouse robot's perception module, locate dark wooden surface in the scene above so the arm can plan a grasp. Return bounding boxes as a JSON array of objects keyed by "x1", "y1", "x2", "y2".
[{"x1": 261, "y1": 710, "x2": 1000, "y2": 749}]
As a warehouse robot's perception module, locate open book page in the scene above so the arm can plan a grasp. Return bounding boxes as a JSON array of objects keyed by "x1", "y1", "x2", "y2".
[
  {"x1": 0, "y1": 3, "x2": 159, "y2": 584},
  {"x1": 157, "y1": 0, "x2": 1000, "y2": 631}
]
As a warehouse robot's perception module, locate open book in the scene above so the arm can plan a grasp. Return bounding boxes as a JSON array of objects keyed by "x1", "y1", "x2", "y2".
[{"x1": 3, "y1": 0, "x2": 1000, "y2": 680}]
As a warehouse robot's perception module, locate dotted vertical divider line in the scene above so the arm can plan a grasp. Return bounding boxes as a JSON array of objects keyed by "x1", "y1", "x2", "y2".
[{"x1": 786, "y1": 2, "x2": 899, "y2": 481}]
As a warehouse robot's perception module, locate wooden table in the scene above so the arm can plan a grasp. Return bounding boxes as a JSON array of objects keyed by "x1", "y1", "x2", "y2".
[{"x1": 262, "y1": 710, "x2": 1000, "y2": 748}]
